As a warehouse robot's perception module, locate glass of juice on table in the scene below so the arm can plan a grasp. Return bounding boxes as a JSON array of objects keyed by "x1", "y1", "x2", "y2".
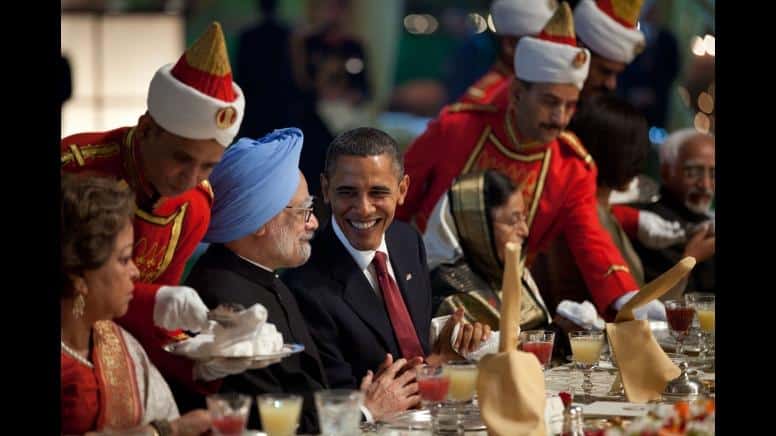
[
  {"x1": 665, "y1": 299, "x2": 695, "y2": 355},
  {"x1": 690, "y1": 294, "x2": 715, "y2": 361},
  {"x1": 206, "y1": 392, "x2": 251, "y2": 436},
  {"x1": 569, "y1": 330, "x2": 605, "y2": 404},
  {"x1": 443, "y1": 360, "x2": 478, "y2": 434},
  {"x1": 519, "y1": 330, "x2": 555, "y2": 370},
  {"x1": 417, "y1": 364, "x2": 451, "y2": 433},
  {"x1": 257, "y1": 393, "x2": 303, "y2": 436}
]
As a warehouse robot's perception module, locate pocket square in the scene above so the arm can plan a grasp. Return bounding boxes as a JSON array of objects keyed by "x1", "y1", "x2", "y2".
[{"x1": 406, "y1": 273, "x2": 412, "y2": 281}]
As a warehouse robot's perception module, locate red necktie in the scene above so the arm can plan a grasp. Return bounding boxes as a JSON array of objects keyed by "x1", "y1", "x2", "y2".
[{"x1": 372, "y1": 251, "x2": 425, "y2": 359}]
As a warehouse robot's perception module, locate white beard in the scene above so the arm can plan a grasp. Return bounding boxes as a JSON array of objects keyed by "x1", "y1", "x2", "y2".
[
  {"x1": 268, "y1": 221, "x2": 312, "y2": 267},
  {"x1": 684, "y1": 199, "x2": 712, "y2": 215}
]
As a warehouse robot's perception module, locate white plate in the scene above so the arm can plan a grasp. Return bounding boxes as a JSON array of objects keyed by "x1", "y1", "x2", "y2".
[{"x1": 163, "y1": 337, "x2": 304, "y2": 362}]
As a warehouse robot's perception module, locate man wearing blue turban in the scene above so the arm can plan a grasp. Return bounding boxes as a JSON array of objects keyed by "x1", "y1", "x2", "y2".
[{"x1": 177, "y1": 128, "x2": 419, "y2": 433}]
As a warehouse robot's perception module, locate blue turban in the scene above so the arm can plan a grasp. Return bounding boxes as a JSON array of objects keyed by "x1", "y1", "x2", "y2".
[{"x1": 204, "y1": 128, "x2": 303, "y2": 243}]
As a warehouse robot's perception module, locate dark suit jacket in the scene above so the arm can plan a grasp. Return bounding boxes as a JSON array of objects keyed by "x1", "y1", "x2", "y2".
[
  {"x1": 180, "y1": 244, "x2": 328, "y2": 434},
  {"x1": 634, "y1": 188, "x2": 715, "y2": 294},
  {"x1": 283, "y1": 220, "x2": 433, "y2": 389}
]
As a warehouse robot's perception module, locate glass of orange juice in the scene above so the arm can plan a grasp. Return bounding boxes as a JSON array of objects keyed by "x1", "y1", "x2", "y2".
[
  {"x1": 569, "y1": 331, "x2": 605, "y2": 404},
  {"x1": 442, "y1": 360, "x2": 478, "y2": 434},
  {"x1": 690, "y1": 294, "x2": 715, "y2": 362},
  {"x1": 257, "y1": 394, "x2": 303, "y2": 436}
]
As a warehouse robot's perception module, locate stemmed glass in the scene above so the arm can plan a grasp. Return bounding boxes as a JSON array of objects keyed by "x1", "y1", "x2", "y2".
[
  {"x1": 568, "y1": 331, "x2": 605, "y2": 404},
  {"x1": 519, "y1": 330, "x2": 555, "y2": 370},
  {"x1": 416, "y1": 365, "x2": 451, "y2": 434},
  {"x1": 206, "y1": 393, "x2": 251, "y2": 436},
  {"x1": 664, "y1": 299, "x2": 696, "y2": 355},
  {"x1": 685, "y1": 292, "x2": 714, "y2": 351},
  {"x1": 690, "y1": 295, "x2": 715, "y2": 362},
  {"x1": 443, "y1": 360, "x2": 479, "y2": 435}
]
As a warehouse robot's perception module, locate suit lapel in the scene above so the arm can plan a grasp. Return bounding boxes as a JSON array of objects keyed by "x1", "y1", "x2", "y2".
[{"x1": 322, "y1": 225, "x2": 399, "y2": 356}]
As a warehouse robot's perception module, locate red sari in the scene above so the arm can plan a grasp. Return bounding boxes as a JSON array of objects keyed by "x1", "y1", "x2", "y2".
[{"x1": 61, "y1": 321, "x2": 144, "y2": 434}]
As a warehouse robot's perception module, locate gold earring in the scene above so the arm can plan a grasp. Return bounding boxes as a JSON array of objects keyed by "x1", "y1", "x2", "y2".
[{"x1": 72, "y1": 294, "x2": 85, "y2": 319}]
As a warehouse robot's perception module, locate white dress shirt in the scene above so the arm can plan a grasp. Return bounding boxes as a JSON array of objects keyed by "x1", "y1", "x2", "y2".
[{"x1": 332, "y1": 218, "x2": 400, "y2": 303}]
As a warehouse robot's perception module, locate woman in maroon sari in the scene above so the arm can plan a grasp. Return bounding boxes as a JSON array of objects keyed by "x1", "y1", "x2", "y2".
[{"x1": 60, "y1": 174, "x2": 210, "y2": 436}]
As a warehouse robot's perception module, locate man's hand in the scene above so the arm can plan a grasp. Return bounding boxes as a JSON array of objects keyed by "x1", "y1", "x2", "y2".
[
  {"x1": 360, "y1": 356, "x2": 421, "y2": 421},
  {"x1": 429, "y1": 309, "x2": 491, "y2": 364},
  {"x1": 153, "y1": 286, "x2": 210, "y2": 332},
  {"x1": 637, "y1": 210, "x2": 686, "y2": 249},
  {"x1": 373, "y1": 353, "x2": 423, "y2": 379},
  {"x1": 455, "y1": 320, "x2": 492, "y2": 355},
  {"x1": 683, "y1": 224, "x2": 715, "y2": 263}
]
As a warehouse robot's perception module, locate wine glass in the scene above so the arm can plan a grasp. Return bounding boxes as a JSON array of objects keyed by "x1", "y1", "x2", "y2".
[
  {"x1": 519, "y1": 330, "x2": 555, "y2": 370},
  {"x1": 442, "y1": 360, "x2": 478, "y2": 435},
  {"x1": 690, "y1": 295, "x2": 715, "y2": 363},
  {"x1": 416, "y1": 364, "x2": 451, "y2": 434},
  {"x1": 664, "y1": 299, "x2": 695, "y2": 355},
  {"x1": 568, "y1": 331, "x2": 605, "y2": 404}
]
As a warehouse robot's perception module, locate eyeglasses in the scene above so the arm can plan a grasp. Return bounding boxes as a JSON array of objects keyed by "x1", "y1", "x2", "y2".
[
  {"x1": 285, "y1": 198, "x2": 315, "y2": 223},
  {"x1": 493, "y1": 212, "x2": 529, "y2": 228},
  {"x1": 682, "y1": 165, "x2": 715, "y2": 181}
]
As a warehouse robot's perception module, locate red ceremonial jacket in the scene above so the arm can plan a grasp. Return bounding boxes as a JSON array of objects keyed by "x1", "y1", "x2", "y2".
[
  {"x1": 61, "y1": 126, "x2": 218, "y2": 394},
  {"x1": 398, "y1": 90, "x2": 637, "y2": 315}
]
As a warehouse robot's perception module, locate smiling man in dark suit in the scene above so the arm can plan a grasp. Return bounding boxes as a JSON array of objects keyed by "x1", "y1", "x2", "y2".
[
  {"x1": 180, "y1": 128, "x2": 419, "y2": 432},
  {"x1": 284, "y1": 127, "x2": 490, "y2": 399}
]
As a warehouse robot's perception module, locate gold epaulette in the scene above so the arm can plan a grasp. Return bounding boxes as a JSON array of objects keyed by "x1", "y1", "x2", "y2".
[
  {"x1": 199, "y1": 179, "x2": 215, "y2": 202},
  {"x1": 446, "y1": 102, "x2": 498, "y2": 113},
  {"x1": 61, "y1": 143, "x2": 120, "y2": 167},
  {"x1": 558, "y1": 131, "x2": 594, "y2": 168},
  {"x1": 465, "y1": 72, "x2": 502, "y2": 100}
]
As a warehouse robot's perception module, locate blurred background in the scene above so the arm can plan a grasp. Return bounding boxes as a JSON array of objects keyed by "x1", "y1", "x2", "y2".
[{"x1": 61, "y1": 0, "x2": 714, "y2": 182}]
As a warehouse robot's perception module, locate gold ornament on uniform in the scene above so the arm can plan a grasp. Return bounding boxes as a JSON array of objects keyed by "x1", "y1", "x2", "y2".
[
  {"x1": 572, "y1": 50, "x2": 588, "y2": 68},
  {"x1": 73, "y1": 294, "x2": 86, "y2": 319},
  {"x1": 185, "y1": 22, "x2": 232, "y2": 76},
  {"x1": 609, "y1": 0, "x2": 645, "y2": 28},
  {"x1": 541, "y1": 2, "x2": 575, "y2": 40},
  {"x1": 215, "y1": 106, "x2": 238, "y2": 129}
]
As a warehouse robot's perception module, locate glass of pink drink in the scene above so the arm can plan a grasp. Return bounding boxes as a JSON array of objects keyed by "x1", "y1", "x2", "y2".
[
  {"x1": 665, "y1": 299, "x2": 695, "y2": 355},
  {"x1": 206, "y1": 393, "x2": 251, "y2": 436},
  {"x1": 417, "y1": 365, "x2": 451, "y2": 434},
  {"x1": 519, "y1": 330, "x2": 555, "y2": 370}
]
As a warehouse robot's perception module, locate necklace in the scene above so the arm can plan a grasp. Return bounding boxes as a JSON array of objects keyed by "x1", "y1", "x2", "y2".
[{"x1": 61, "y1": 332, "x2": 93, "y2": 368}]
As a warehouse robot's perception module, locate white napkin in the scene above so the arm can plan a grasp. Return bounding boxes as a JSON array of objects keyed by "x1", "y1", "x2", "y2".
[
  {"x1": 429, "y1": 315, "x2": 500, "y2": 361},
  {"x1": 451, "y1": 323, "x2": 500, "y2": 361},
  {"x1": 555, "y1": 300, "x2": 606, "y2": 331},
  {"x1": 544, "y1": 394, "x2": 565, "y2": 435},
  {"x1": 209, "y1": 304, "x2": 284, "y2": 356},
  {"x1": 169, "y1": 304, "x2": 284, "y2": 358}
]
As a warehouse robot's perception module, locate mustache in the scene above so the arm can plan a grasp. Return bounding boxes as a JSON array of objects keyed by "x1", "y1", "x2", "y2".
[{"x1": 688, "y1": 187, "x2": 713, "y2": 197}]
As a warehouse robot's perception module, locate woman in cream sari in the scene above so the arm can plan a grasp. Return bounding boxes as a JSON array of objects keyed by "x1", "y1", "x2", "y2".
[
  {"x1": 61, "y1": 175, "x2": 210, "y2": 436},
  {"x1": 423, "y1": 170, "x2": 551, "y2": 331}
]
